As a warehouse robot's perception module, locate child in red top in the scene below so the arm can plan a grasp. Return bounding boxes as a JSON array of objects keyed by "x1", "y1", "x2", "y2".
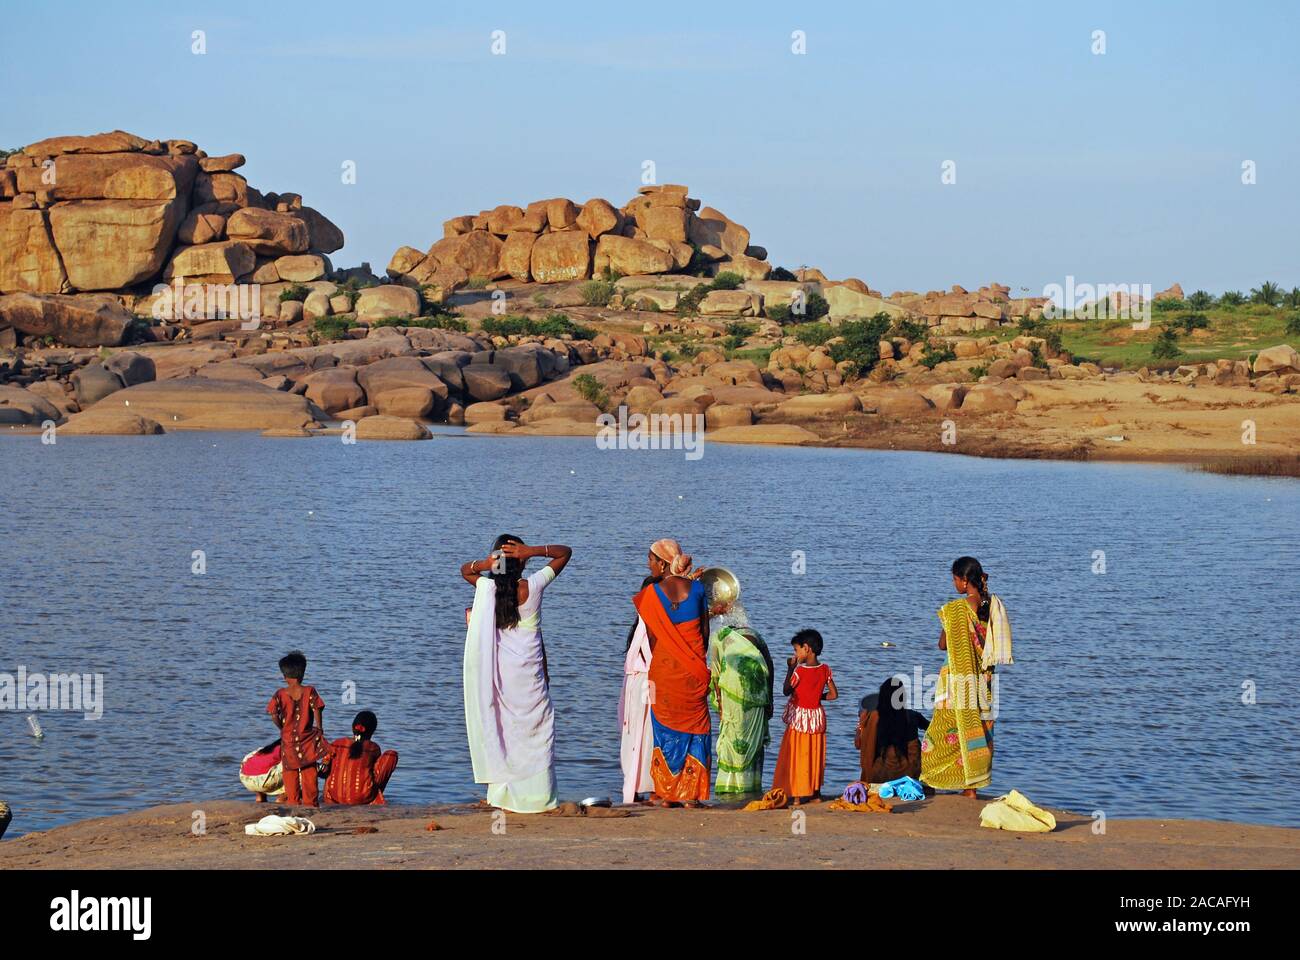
[
  {"x1": 266, "y1": 650, "x2": 327, "y2": 807},
  {"x1": 771, "y1": 629, "x2": 838, "y2": 804},
  {"x1": 324, "y1": 710, "x2": 399, "y2": 805}
]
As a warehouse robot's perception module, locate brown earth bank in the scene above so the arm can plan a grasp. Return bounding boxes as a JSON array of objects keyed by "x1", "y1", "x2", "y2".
[{"x1": 2, "y1": 796, "x2": 1297, "y2": 870}]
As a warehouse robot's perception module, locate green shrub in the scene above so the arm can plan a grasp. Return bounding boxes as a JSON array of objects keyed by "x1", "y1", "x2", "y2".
[
  {"x1": 1043, "y1": 326, "x2": 1064, "y2": 355},
  {"x1": 889, "y1": 317, "x2": 929, "y2": 343},
  {"x1": 792, "y1": 322, "x2": 836, "y2": 347},
  {"x1": 479, "y1": 314, "x2": 531, "y2": 337},
  {"x1": 1153, "y1": 298, "x2": 1187, "y2": 312},
  {"x1": 710, "y1": 271, "x2": 744, "y2": 291},
  {"x1": 725, "y1": 321, "x2": 757, "y2": 338},
  {"x1": 313, "y1": 315, "x2": 355, "y2": 340},
  {"x1": 1029, "y1": 344, "x2": 1049, "y2": 369},
  {"x1": 919, "y1": 342, "x2": 957, "y2": 369},
  {"x1": 579, "y1": 279, "x2": 616, "y2": 307},
  {"x1": 676, "y1": 283, "x2": 711, "y2": 316},
  {"x1": 465, "y1": 276, "x2": 490, "y2": 290},
  {"x1": 572, "y1": 373, "x2": 610, "y2": 411},
  {"x1": 479, "y1": 312, "x2": 593, "y2": 340},
  {"x1": 766, "y1": 303, "x2": 793, "y2": 324},
  {"x1": 1284, "y1": 312, "x2": 1300, "y2": 336},
  {"x1": 828, "y1": 313, "x2": 892, "y2": 375},
  {"x1": 1187, "y1": 289, "x2": 1215, "y2": 309},
  {"x1": 969, "y1": 364, "x2": 989, "y2": 380},
  {"x1": 1151, "y1": 326, "x2": 1183, "y2": 360},
  {"x1": 1018, "y1": 315, "x2": 1041, "y2": 333},
  {"x1": 534, "y1": 312, "x2": 595, "y2": 339},
  {"x1": 1178, "y1": 312, "x2": 1209, "y2": 334},
  {"x1": 769, "y1": 266, "x2": 798, "y2": 282},
  {"x1": 279, "y1": 284, "x2": 310, "y2": 303},
  {"x1": 1219, "y1": 290, "x2": 1245, "y2": 307},
  {"x1": 1283, "y1": 287, "x2": 1300, "y2": 310}
]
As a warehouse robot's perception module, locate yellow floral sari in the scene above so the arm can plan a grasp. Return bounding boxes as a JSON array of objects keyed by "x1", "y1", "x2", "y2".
[{"x1": 920, "y1": 598, "x2": 993, "y2": 790}]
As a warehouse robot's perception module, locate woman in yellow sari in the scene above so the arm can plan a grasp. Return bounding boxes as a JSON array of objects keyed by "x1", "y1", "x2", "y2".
[{"x1": 920, "y1": 556, "x2": 1011, "y2": 797}]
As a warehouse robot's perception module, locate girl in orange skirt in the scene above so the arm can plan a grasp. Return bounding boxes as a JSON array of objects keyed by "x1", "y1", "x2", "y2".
[{"x1": 771, "y1": 629, "x2": 837, "y2": 804}]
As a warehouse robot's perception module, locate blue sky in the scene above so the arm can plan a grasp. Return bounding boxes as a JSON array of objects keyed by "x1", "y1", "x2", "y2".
[{"x1": 2, "y1": 0, "x2": 1296, "y2": 295}]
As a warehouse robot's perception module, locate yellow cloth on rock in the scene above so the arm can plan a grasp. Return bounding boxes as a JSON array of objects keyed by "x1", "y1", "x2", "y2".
[
  {"x1": 827, "y1": 796, "x2": 893, "y2": 813},
  {"x1": 979, "y1": 790, "x2": 1056, "y2": 832}
]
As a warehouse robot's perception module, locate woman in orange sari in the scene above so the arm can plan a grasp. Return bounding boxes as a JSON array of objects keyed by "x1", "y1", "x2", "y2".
[{"x1": 632, "y1": 539, "x2": 711, "y2": 808}]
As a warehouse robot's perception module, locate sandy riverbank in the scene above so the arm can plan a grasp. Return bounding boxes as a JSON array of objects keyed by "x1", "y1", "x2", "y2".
[{"x1": 3, "y1": 796, "x2": 1296, "y2": 869}]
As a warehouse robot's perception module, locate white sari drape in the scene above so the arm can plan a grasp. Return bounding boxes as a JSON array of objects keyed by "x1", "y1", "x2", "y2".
[
  {"x1": 618, "y1": 618, "x2": 655, "y2": 804},
  {"x1": 463, "y1": 570, "x2": 557, "y2": 812}
]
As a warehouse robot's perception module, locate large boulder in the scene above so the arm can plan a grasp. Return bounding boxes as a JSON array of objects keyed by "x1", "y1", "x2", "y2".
[
  {"x1": 164, "y1": 241, "x2": 256, "y2": 283},
  {"x1": 354, "y1": 415, "x2": 431, "y2": 441},
  {"x1": 705, "y1": 424, "x2": 819, "y2": 446},
  {"x1": 960, "y1": 384, "x2": 1021, "y2": 414},
  {"x1": 461, "y1": 365, "x2": 513, "y2": 402},
  {"x1": 698, "y1": 290, "x2": 761, "y2": 316},
  {"x1": 0, "y1": 206, "x2": 69, "y2": 292},
  {"x1": 530, "y1": 232, "x2": 592, "y2": 284},
  {"x1": 16, "y1": 152, "x2": 197, "y2": 202},
  {"x1": 480, "y1": 346, "x2": 544, "y2": 391},
  {"x1": 355, "y1": 356, "x2": 450, "y2": 404},
  {"x1": 225, "y1": 208, "x2": 309, "y2": 256},
  {"x1": 426, "y1": 230, "x2": 505, "y2": 280},
  {"x1": 22, "y1": 130, "x2": 150, "y2": 156},
  {"x1": 777, "y1": 393, "x2": 862, "y2": 417},
  {"x1": 59, "y1": 408, "x2": 164, "y2": 435},
  {"x1": 300, "y1": 367, "x2": 366, "y2": 414},
  {"x1": 823, "y1": 285, "x2": 910, "y2": 320},
  {"x1": 594, "y1": 235, "x2": 674, "y2": 276},
  {"x1": 71, "y1": 363, "x2": 126, "y2": 405},
  {"x1": 0, "y1": 385, "x2": 64, "y2": 425},
  {"x1": 858, "y1": 388, "x2": 934, "y2": 416},
  {"x1": 0, "y1": 292, "x2": 132, "y2": 347},
  {"x1": 575, "y1": 198, "x2": 620, "y2": 239},
  {"x1": 296, "y1": 206, "x2": 345, "y2": 254},
  {"x1": 355, "y1": 285, "x2": 421, "y2": 323},
  {"x1": 687, "y1": 207, "x2": 750, "y2": 258},
  {"x1": 99, "y1": 378, "x2": 319, "y2": 430},
  {"x1": 48, "y1": 198, "x2": 187, "y2": 290},
  {"x1": 500, "y1": 232, "x2": 537, "y2": 282},
  {"x1": 1253, "y1": 344, "x2": 1299, "y2": 375}
]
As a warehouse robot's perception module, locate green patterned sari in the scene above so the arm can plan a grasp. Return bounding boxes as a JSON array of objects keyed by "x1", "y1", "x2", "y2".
[{"x1": 708, "y1": 626, "x2": 772, "y2": 795}]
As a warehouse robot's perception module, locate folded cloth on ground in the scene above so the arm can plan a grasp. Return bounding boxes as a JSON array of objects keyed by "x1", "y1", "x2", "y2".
[
  {"x1": 979, "y1": 790, "x2": 1056, "y2": 832},
  {"x1": 244, "y1": 814, "x2": 316, "y2": 836},
  {"x1": 742, "y1": 788, "x2": 789, "y2": 811},
  {"x1": 827, "y1": 796, "x2": 892, "y2": 814},
  {"x1": 878, "y1": 776, "x2": 925, "y2": 801},
  {"x1": 842, "y1": 781, "x2": 869, "y2": 805}
]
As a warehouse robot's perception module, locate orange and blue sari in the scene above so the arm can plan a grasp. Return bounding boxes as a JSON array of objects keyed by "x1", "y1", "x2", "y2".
[{"x1": 634, "y1": 579, "x2": 712, "y2": 803}]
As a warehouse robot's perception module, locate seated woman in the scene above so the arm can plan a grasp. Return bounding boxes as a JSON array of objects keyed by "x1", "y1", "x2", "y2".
[
  {"x1": 324, "y1": 710, "x2": 399, "y2": 805},
  {"x1": 856, "y1": 677, "x2": 922, "y2": 784}
]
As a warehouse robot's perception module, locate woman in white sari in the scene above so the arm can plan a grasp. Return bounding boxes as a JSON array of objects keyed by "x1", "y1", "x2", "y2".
[
  {"x1": 619, "y1": 575, "x2": 658, "y2": 804},
  {"x1": 460, "y1": 535, "x2": 571, "y2": 813}
]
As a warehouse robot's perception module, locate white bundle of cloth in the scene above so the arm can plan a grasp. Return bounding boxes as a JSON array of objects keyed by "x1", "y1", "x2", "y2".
[{"x1": 244, "y1": 815, "x2": 316, "y2": 836}]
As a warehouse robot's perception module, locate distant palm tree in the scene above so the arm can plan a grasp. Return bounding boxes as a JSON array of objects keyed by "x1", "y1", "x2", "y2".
[
  {"x1": 1283, "y1": 287, "x2": 1300, "y2": 309},
  {"x1": 1251, "y1": 281, "x2": 1283, "y2": 306},
  {"x1": 1187, "y1": 289, "x2": 1214, "y2": 310},
  {"x1": 1220, "y1": 290, "x2": 1246, "y2": 307}
]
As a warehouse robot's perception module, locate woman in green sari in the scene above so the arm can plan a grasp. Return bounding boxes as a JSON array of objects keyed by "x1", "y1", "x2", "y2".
[
  {"x1": 707, "y1": 602, "x2": 774, "y2": 796},
  {"x1": 921, "y1": 556, "x2": 1006, "y2": 797}
]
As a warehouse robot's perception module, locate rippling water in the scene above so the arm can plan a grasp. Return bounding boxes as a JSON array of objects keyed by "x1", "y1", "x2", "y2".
[{"x1": 1, "y1": 428, "x2": 1297, "y2": 836}]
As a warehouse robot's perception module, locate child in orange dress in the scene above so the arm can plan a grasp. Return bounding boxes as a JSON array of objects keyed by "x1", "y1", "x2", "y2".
[
  {"x1": 771, "y1": 629, "x2": 838, "y2": 804},
  {"x1": 266, "y1": 650, "x2": 327, "y2": 807}
]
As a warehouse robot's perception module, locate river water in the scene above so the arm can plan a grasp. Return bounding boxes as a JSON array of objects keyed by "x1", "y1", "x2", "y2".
[{"x1": 1, "y1": 428, "x2": 1297, "y2": 836}]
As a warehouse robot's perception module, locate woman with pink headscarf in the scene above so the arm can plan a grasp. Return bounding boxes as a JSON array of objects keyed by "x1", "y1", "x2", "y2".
[{"x1": 631, "y1": 539, "x2": 712, "y2": 807}]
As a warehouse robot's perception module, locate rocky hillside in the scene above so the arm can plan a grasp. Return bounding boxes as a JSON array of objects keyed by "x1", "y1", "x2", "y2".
[{"x1": 0, "y1": 129, "x2": 343, "y2": 344}]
